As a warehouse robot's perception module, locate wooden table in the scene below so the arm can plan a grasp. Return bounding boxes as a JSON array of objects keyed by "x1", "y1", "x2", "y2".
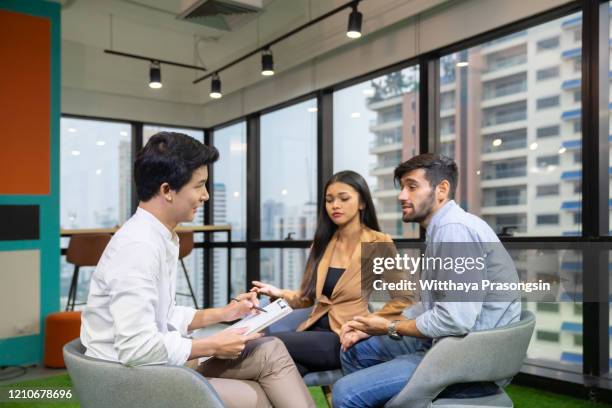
[{"x1": 61, "y1": 224, "x2": 233, "y2": 305}]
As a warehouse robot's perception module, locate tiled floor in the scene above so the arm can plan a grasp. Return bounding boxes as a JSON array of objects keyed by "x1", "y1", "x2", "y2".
[{"x1": 0, "y1": 364, "x2": 67, "y2": 385}]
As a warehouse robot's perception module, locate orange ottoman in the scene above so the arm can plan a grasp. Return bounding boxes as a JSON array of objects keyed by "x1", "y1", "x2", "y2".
[{"x1": 44, "y1": 311, "x2": 81, "y2": 368}]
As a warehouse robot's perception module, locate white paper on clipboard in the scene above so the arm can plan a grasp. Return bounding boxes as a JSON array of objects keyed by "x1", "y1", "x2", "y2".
[{"x1": 198, "y1": 299, "x2": 293, "y2": 364}]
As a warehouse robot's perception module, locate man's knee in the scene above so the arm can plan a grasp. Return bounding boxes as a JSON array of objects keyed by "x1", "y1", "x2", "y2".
[
  {"x1": 340, "y1": 336, "x2": 373, "y2": 371},
  {"x1": 332, "y1": 376, "x2": 360, "y2": 408},
  {"x1": 257, "y1": 336, "x2": 287, "y2": 352},
  {"x1": 248, "y1": 336, "x2": 292, "y2": 369}
]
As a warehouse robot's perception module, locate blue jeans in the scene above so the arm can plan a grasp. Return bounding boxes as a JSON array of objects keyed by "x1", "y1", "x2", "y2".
[
  {"x1": 332, "y1": 335, "x2": 432, "y2": 408},
  {"x1": 334, "y1": 336, "x2": 500, "y2": 408}
]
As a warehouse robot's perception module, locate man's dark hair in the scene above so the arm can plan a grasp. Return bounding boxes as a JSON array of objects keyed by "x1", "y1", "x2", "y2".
[
  {"x1": 394, "y1": 153, "x2": 458, "y2": 199},
  {"x1": 134, "y1": 132, "x2": 219, "y2": 202}
]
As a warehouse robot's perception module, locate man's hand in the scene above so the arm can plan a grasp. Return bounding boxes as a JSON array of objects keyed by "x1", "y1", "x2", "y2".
[
  {"x1": 222, "y1": 292, "x2": 259, "y2": 321},
  {"x1": 207, "y1": 328, "x2": 263, "y2": 359},
  {"x1": 347, "y1": 314, "x2": 391, "y2": 336}
]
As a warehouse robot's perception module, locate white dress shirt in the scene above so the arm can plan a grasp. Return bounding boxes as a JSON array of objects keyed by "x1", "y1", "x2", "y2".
[{"x1": 81, "y1": 207, "x2": 197, "y2": 366}]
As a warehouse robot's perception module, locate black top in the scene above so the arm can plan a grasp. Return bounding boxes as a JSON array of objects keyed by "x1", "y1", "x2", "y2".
[
  {"x1": 322, "y1": 267, "x2": 345, "y2": 298},
  {"x1": 310, "y1": 267, "x2": 345, "y2": 331}
]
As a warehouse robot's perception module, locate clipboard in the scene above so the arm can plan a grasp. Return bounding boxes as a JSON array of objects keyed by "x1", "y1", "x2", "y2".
[{"x1": 198, "y1": 298, "x2": 293, "y2": 363}]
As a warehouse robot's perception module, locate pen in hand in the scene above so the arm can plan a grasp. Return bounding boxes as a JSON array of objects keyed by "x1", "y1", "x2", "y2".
[{"x1": 231, "y1": 298, "x2": 268, "y2": 313}]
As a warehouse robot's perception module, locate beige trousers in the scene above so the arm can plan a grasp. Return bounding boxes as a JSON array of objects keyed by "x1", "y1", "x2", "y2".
[{"x1": 186, "y1": 336, "x2": 315, "y2": 408}]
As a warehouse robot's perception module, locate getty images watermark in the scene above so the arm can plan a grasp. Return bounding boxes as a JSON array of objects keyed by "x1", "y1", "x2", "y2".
[{"x1": 361, "y1": 242, "x2": 612, "y2": 303}]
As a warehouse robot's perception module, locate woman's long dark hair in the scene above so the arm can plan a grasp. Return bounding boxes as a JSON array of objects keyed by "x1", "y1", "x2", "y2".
[{"x1": 299, "y1": 170, "x2": 381, "y2": 301}]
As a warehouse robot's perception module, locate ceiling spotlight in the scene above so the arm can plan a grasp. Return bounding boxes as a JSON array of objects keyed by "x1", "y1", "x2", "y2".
[
  {"x1": 210, "y1": 72, "x2": 222, "y2": 99},
  {"x1": 149, "y1": 61, "x2": 162, "y2": 89},
  {"x1": 261, "y1": 48, "x2": 275, "y2": 76},
  {"x1": 346, "y1": 3, "x2": 363, "y2": 39}
]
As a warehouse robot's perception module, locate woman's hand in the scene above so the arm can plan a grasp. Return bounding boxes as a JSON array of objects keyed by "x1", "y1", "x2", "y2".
[
  {"x1": 207, "y1": 328, "x2": 263, "y2": 359},
  {"x1": 250, "y1": 280, "x2": 283, "y2": 298}
]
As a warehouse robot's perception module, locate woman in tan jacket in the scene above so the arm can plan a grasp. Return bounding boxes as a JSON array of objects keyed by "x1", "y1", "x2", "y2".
[{"x1": 252, "y1": 170, "x2": 413, "y2": 376}]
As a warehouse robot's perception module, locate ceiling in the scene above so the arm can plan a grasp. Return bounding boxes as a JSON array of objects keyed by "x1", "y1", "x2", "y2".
[
  {"x1": 59, "y1": 0, "x2": 449, "y2": 108},
  {"x1": 61, "y1": 0, "x2": 337, "y2": 72}
]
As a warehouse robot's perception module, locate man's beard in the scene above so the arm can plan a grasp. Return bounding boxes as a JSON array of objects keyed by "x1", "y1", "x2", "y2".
[{"x1": 402, "y1": 191, "x2": 435, "y2": 224}]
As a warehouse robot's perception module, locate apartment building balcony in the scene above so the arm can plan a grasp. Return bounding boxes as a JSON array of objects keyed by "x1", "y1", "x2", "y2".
[
  {"x1": 562, "y1": 72, "x2": 612, "y2": 91},
  {"x1": 373, "y1": 188, "x2": 399, "y2": 198},
  {"x1": 561, "y1": 198, "x2": 612, "y2": 211},
  {"x1": 560, "y1": 135, "x2": 612, "y2": 151},
  {"x1": 369, "y1": 141, "x2": 402, "y2": 155},
  {"x1": 485, "y1": 54, "x2": 527, "y2": 74},
  {"x1": 369, "y1": 164, "x2": 396, "y2": 176},
  {"x1": 561, "y1": 15, "x2": 582, "y2": 29},
  {"x1": 481, "y1": 92, "x2": 528, "y2": 109},
  {"x1": 481, "y1": 148, "x2": 528, "y2": 162},
  {"x1": 480, "y1": 176, "x2": 528, "y2": 189},
  {"x1": 440, "y1": 107, "x2": 456, "y2": 117},
  {"x1": 480, "y1": 63, "x2": 527, "y2": 82},
  {"x1": 369, "y1": 118, "x2": 402, "y2": 133},
  {"x1": 560, "y1": 40, "x2": 612, "y2": 61},
  {"x1": 367, "y1": 94, "x2": 404, "y2": 111},
  {"x1": 561, "y1": 167, "x2": 612, "y2": 181},
  {"x1": 480, "y1": 204, "x2": 528, "y2": 215},
  {"x1": 440, "y1": 81, "x2": 456, "y2": 93},
  {"x1": 377, "y1": 212, "x2": 402, "y2": 221},
  {"x1": 480, "y1": 30, "x2": 527, "y2": 55},
  {"x1": 482, "y1": 77, "x2": 527, "y2": 100}
]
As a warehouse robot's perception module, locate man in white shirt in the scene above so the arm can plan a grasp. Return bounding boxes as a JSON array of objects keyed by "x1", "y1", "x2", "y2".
[{"x1": 81, "y1": 132, "x2": 314, "y2": 408}]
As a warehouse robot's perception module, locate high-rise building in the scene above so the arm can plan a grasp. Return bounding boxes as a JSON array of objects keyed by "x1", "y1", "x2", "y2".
[{"x1": 212, "y1": 182, "x2": 228, "y2": 306}]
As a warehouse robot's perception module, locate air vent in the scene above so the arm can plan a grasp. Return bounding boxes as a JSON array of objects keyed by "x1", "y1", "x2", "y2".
[{"x1": 178, "y1": 0, "x2": 263, "y2": 31}]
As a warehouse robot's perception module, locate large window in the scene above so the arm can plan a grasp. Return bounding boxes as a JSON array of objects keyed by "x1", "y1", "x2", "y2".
[
  {"x1": 61, "y1": 117, "x2": 132, "y2": 229},
  {"x1": 211, "y1": 248, "x2": 247, "y2": 307},
  {"x1": 60, "y1": 117, "x2": 132, "y2": 309},
  {"x1": 211, "y1": 122, "x2": 247, "y2": 306},
  {"x1": 438, "y1": 12, "x2": 582, "y2": 238},
  {"x1": 333, "y1": 66, "x2": 420, "y2": 238},
  {"x1": 438, "y1": 12, "x2": 584, "y2": 369},
  {"x1": 213, "y1": 122, "x2": 247, "y2": 241},
  {"x1": 260, "y1": 99, "x2": 318, "y2": 240},
  {"x1": 260, "y1": 248, "x2": 309, "y2": 291}
]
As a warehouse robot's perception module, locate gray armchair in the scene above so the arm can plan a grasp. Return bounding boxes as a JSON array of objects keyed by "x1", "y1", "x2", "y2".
[
  {"x1": 385, "y1": 310, "x2": 536, "y2": 408},
  {"x1": 63, "y1": 338, "x2": 225, "y2": 408}
]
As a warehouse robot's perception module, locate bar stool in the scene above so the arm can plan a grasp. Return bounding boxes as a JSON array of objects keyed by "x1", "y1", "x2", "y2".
[
  {"x1": 177, "y1": 231, "x2": 199, "y2": 309},
  {"x1": 65, "y1": 233, "x2": 112, "y2": 311}
]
